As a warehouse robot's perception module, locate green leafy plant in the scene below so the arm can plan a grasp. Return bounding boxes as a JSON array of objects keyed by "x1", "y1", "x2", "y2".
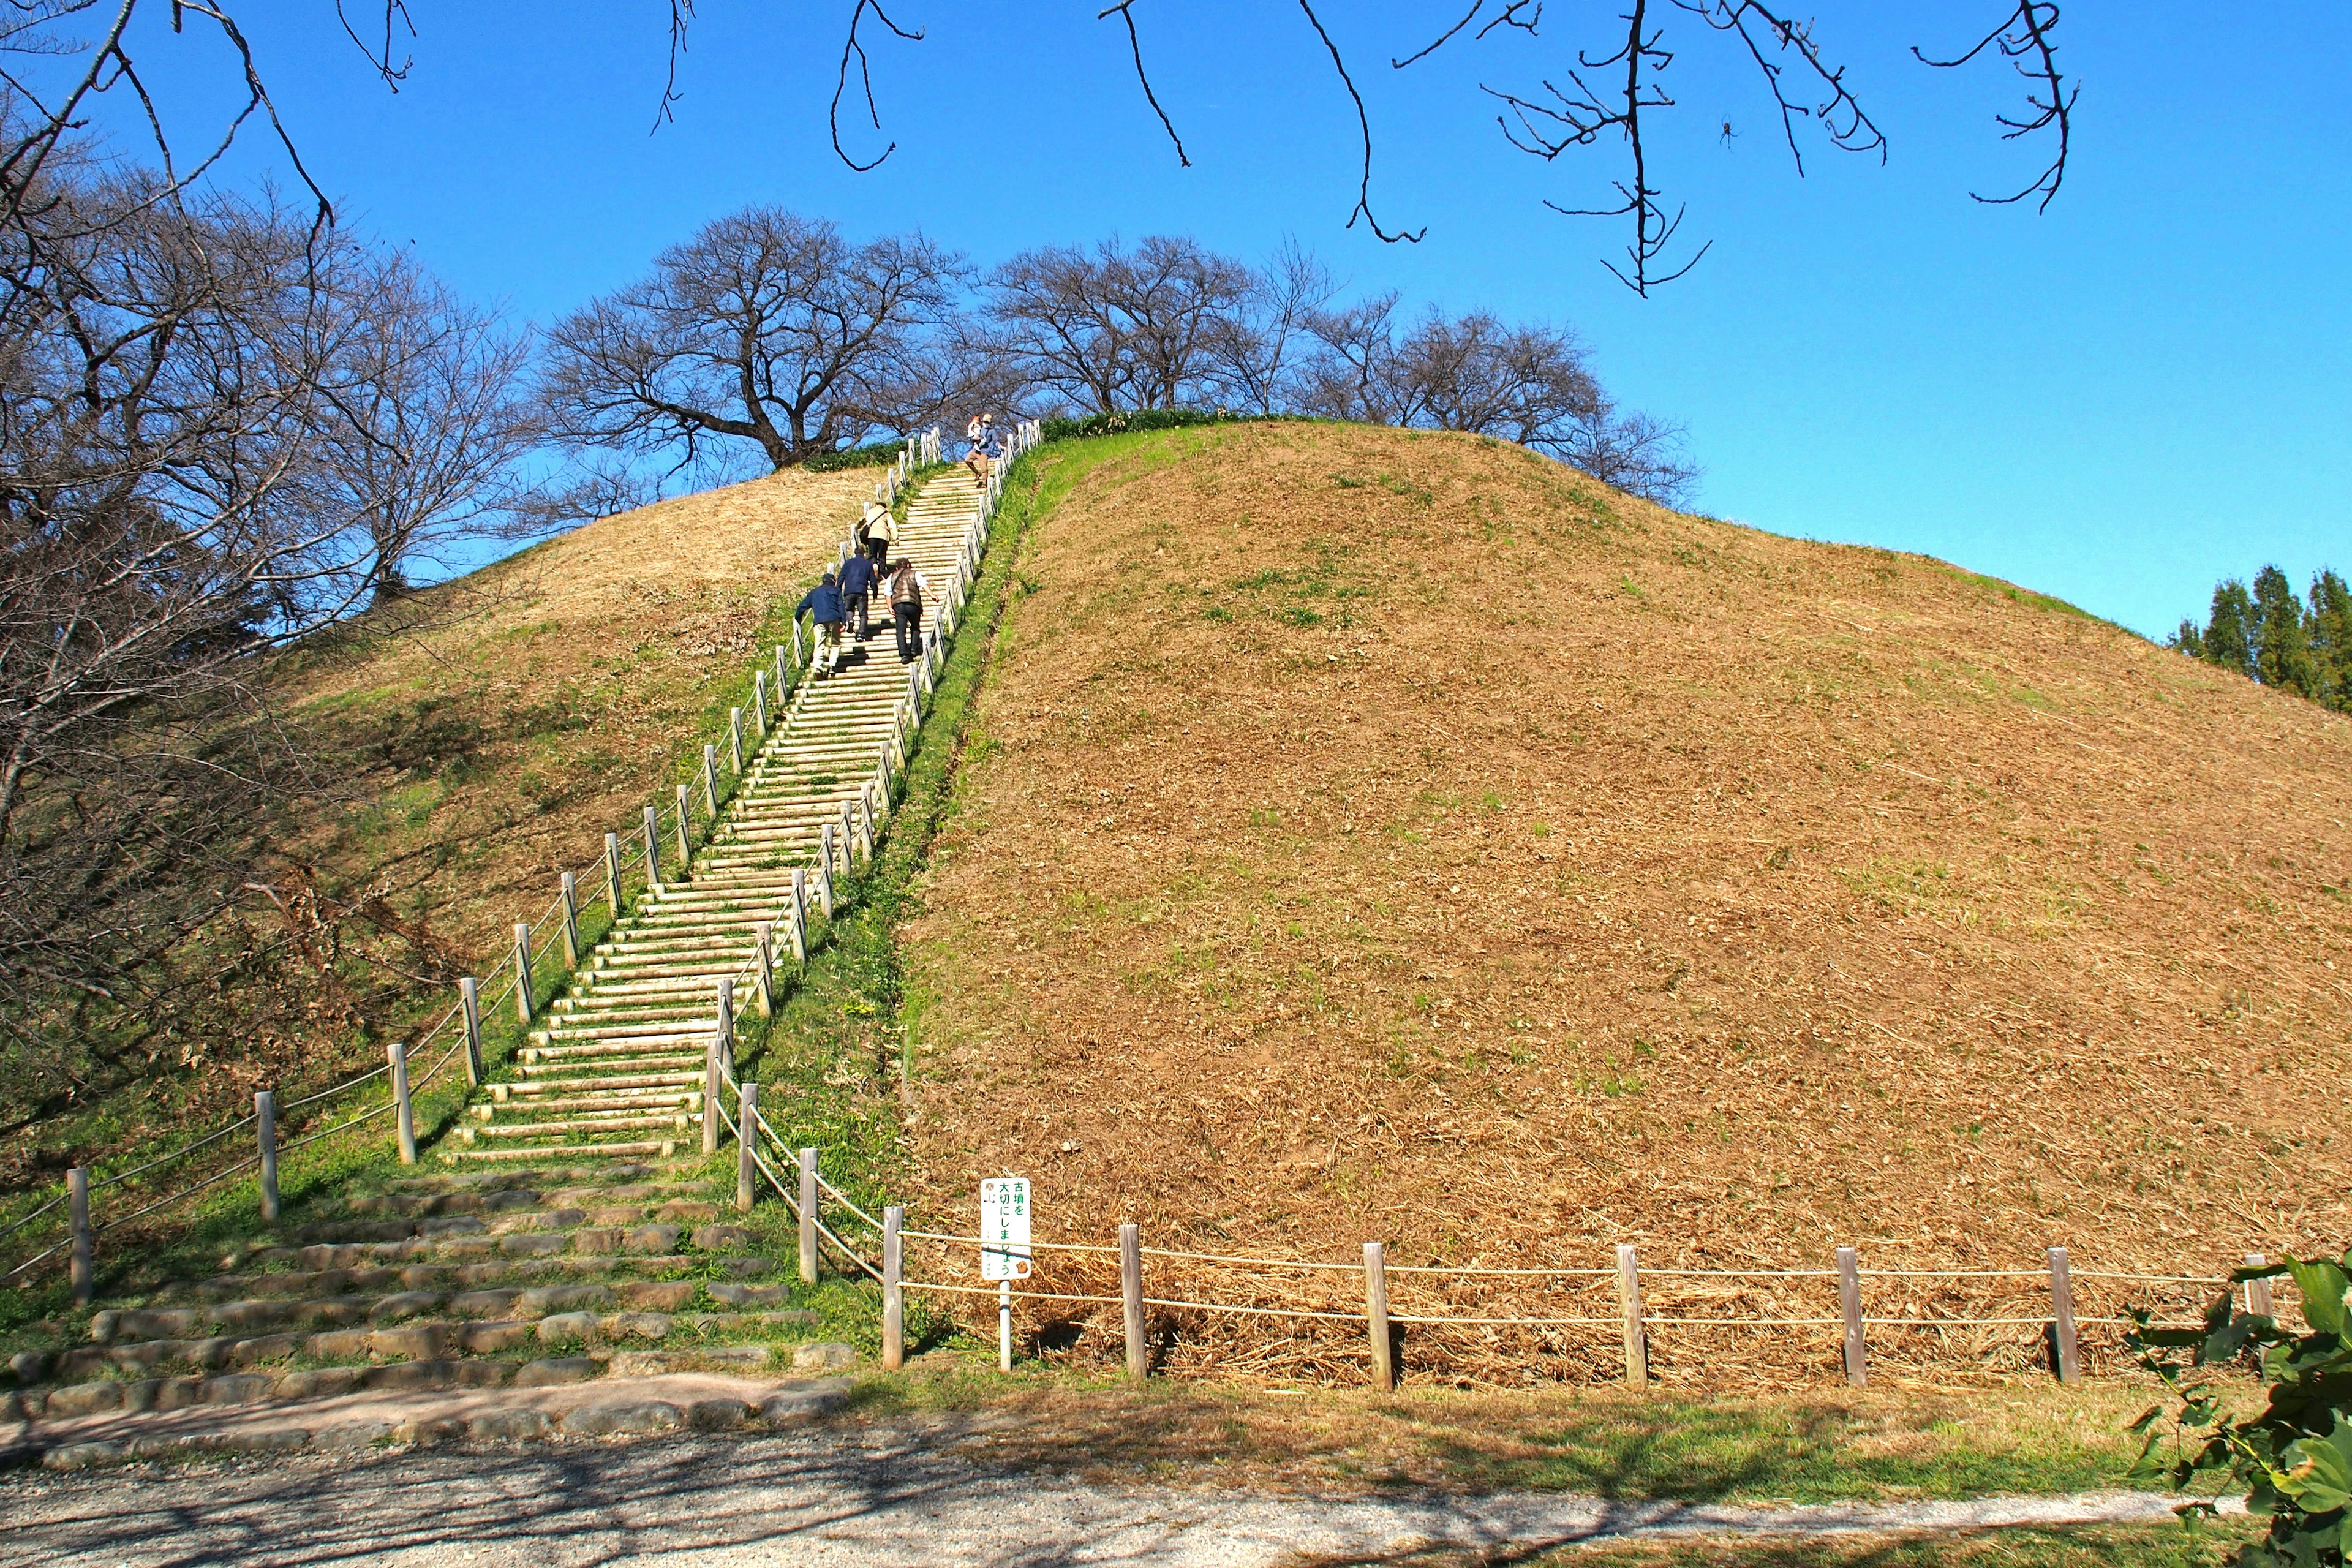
[{"x1": 2129, "y1": 1251, "x2": 2352, "y2": 1565}]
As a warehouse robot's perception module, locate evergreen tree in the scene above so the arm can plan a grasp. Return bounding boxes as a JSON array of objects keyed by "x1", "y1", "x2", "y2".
[
  {"x1": 2169, "y1": 620, "x2": 2206, "y2": 658},
  {"x1": 2252, "y1": 565, "x2": 2320, "y2": 699},
  {"x1": 2310, "y1": 570, "x2": 2352, "y2": 713},
  {"x1": 2201, "y1": 580, "x2": 2257, "y2": 680}
]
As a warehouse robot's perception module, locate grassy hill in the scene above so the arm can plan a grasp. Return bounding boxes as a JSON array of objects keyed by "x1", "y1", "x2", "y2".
[
  {"x1": 892, "y1": 423, "x2": 2351, "y2": 1382},
  {"x1": 9, "y1": 466, "x2": 867, "y2": 1181}
]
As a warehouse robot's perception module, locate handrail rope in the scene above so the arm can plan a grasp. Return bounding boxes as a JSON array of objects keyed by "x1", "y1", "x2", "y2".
[
  {"x1": 752, "y1": 1149, "x2": 802, "y2": 1221},
  {"x1": 279, "y1": 1060, "x2": 391, "y2": 1112},
  {"x1": 1388, "y1": 1263, "x2": 1623, "y2": 1278},
  {"x1": 813, "y1": 1216, "x2": 881, "y2": 1281},
  {"x1": 0, "y1": 1193, "x2": 65, "y2": 1241},
  {"x1": 95, "y1": 1154, "x2": 261, "y2": 1234},
  {"x1": 810, "y1": 1172, "x2": 883, "y2": 1231},
  {"x1": 2, "y1": 1238, "x2": 67, "y2": 1283},
  {"x1": 277, "y1": 1096, "x2": 399, "y2": 1155},
  {"x1": 89, "y1": 1112, "x2": 257, "y2": 1191}
]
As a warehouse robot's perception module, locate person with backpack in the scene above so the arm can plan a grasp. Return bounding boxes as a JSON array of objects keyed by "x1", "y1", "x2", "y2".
[
  {"x1": 796, "y1": 570, "x2": 846, "y2": 674},
  {"x1": 840, "y1": 548, "x2": 878, "y2": 641},
  {"x1": 887, "y1": 559, "x2": 929, "y2": 664},
  {"x1": 861, "y1": 499, "x2": 895, "y2": 570},
  {"x1": 964, "y1": 412, "x2": 1001, "y2": 486}
]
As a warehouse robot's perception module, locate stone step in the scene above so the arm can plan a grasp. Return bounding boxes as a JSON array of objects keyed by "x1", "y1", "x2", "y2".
[
  {"x1": 449, "y1": 1141, "x2": 676, "y2": 1163},
  {"x1": 492, "y1": 1073, "x2": 702, "y2": 1098},
  {"x1": 473, "y1": 1091, "x2": 698, "y2": 1120},
  {"x1": 463, "y1": 1115, "x2": 691, "y2": 1142}
]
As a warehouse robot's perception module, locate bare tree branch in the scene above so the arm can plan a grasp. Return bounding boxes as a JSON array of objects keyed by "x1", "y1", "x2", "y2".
[
  {"x1": 1099, "y1": 1, "x2": 1189, "y2": 168},
  {"x1": 333, "y1": 1, "x2": 415, "y2": 91},
  {"x1": 1295, "y1": 0, "x2": 1423, "y2": 244},
  {"x1": 652, "y1": 0, "x2": 695, "y2": 132},
  {"x1": 830, "y1": 0, "x2": 922, "y2": 173},
  {"x1": 1914, "y1": 1, "x2": 2074, "y2": 212},
  {"x1": 1676, "y1": 2, "x2": 1885, "y2": 176}
]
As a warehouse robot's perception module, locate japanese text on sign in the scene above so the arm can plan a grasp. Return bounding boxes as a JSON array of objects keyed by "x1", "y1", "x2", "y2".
[{"x1": 979, "y1": 1177, "x2": 1031, "y2": 1281}]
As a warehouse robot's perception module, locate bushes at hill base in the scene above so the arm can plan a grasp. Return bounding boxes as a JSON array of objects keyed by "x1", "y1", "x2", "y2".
[
  {"x1": 804, "y1": 441, "x2": 902, "y2": 473},
  {"x1": 2130, "y1": 1253, "x2": 2352, "y2": 1566},
  {"x1": 1039, "y1": 407, "x2": 1281, "y2": 442},
  {"x1": 2173, "y1": 568, "x2": 2352, "y2": 713}
]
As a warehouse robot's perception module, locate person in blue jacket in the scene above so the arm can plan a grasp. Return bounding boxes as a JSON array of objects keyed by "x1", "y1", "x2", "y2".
[
  {"x1": 840, "y1": 549, "x2": 878, "y2": 641},
  {"x1": 796, "y1": 570, "x2": 846, "y2": 673}
]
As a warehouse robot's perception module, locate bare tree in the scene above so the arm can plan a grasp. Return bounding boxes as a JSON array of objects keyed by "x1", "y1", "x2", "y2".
[
  {"x1": 1204, "y1": 239, "x2": 1337, "y2": 417},
  {"x1": 0, "y1": 140, "x2": 548, "y2": 1115},
  {"x1": 1291, "y1": 299, "x2": 1690, "y2": 501},
  {"x1": 1557, "y1": 398, "x2": 1700, "y2": 507},
  {"x1": 309, "y1": 249, "x2": 546, "y2": 604},
  {"x1": 1295, "y1": 290, "x2": 1406, "y2": 426},
  {"x1": 986, "y1": 236, "x2": 1254, "y2": 415},
  {"x1": 539, "y1": 208, "x2": 963, "y2": 483}
]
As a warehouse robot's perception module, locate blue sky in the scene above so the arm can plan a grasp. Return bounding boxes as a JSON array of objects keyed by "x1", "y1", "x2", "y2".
[{"x1": 110, "y1": 3, "x2": 2350, "y2": 640}]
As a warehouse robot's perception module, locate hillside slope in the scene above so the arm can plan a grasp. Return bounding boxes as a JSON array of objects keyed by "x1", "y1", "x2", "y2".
[
  {"x1": 897, "y1": 424, "x2": 2351, "y2": 1377},
  {"x1": 19, "y1": 467, "x2": 866, "y2": 1174}
]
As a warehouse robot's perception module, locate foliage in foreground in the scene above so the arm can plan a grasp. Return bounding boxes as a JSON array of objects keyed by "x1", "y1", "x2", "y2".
[{"x1": 2132, "y1": 1252, "x2": 2352, "y2": 1566}]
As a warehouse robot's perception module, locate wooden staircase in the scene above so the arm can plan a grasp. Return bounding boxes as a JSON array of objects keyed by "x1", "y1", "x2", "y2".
[{"x1": 459, "y1": 469, "x2": 989, "y2": 1162}]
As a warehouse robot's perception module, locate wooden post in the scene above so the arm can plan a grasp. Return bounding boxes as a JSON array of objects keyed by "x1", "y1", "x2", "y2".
[
  {"x1": 643, "y1": 805, "x2": 662, "y2": 895},
  {"x1": 736, "y1": 1082, "x2": 758, "y2": 1212},
  {"x1": 559, "y1": 872, "x2": 581, "y2": 968},
  {"x1": 1363, "y1": 1241, "x2": 1394, "y2": 1390},
  {"x1": 729, "y1": 707, "x2": 745, "y2": 774},
  {"x1": 1122, "y1": 1222, "x2": 1147, "y2": 1382},
  {"x1": 68, "y1": 1166, "x2": 92, "y2": 1305},
  {"x1": 605, "y1": 832, "x2": 624, "y2": 917},
  {"x1": 753, "y1": 922, "x2": 776, "y2": 1016},
  {"x1": 701, "y1": 745, "x2": 721, "y2": 816},
  {"x1": 798, "y1": 1148, "x2": 819, "y2": 1284},
  {"x1": 817, "y1": 828, "x2": 837, "y2": 917},
  {"x1": 255, "y1": 1091, "x2": 279, "y2": 1223},
  {"x1": 775, "y1": 643, "x2": 790, "y2": 696},
  {"x1": 837, "y1": 802, "x2": 856, "y2": 875},
  {"x1": 459, "y1": 978, "x2": 484, "y2": 1087},
  {"x1": 2245, "y1": 1253, "x2": 2275, "y2": 1319},
  {"x1": 703, "y1": 979, "x2": 731, "y2": 1156},
  {"x1": 513, "y1": 922, "x2": 534, "y2": 1025},
  {"x1": 883, "y1": 1206, "x2": 905, "y2": 1371},
  {"x1": 857, "y1": 788, "x2": 876, "y2": 861},
  {"x1": 1837, "y1": 1246, "x2": 1866, "y2": 1388},
  {"x1": 388, "y1": 1041, "x2": 417, "y2": 1165},
  {"x1": 1000, "y1": 1278, "x2": 1014, "y2": 1371},
  {"x1": 675, "y1": 784, "x2": 693, "y2": 863},
  {"x1": 2048, "y1": 1246, "x2": 2080, "y2": 1385},
  {"x1": 788, "y1": 869, "x2": 810, "y2": 963},
  {"x1": 1616, "y1": 1244, "x2": 1648, "y2": 1390},
  {"x1": 753, "y1": 669, "x2": 769, "y2": 736}
]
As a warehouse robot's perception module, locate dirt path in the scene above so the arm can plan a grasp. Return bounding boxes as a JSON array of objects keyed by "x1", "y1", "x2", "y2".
[{"x1": 0, "y1": 1420, "x2": 2208, "y2": 1567}]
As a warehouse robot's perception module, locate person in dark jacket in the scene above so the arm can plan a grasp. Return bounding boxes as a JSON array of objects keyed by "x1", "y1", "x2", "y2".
[
  {"x1": 887, "y1": 560, "x2": 929, "y2": 663},
  {"x1": 840, "y1": 550, "x2": 878, "y2": 639},
  {"x1": 796, "y1": 571, "x2": 846, "y2": 673}
]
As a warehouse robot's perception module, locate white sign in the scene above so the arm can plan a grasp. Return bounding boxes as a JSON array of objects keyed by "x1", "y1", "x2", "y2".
[{"x1": 979, "y1": 1177, "x2": 1032, "y2": 1281}]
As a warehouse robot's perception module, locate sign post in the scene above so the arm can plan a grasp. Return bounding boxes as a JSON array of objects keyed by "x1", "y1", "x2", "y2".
[{"x1": 979, "y1": 1177, "x2": 1031, "y2": 1372}]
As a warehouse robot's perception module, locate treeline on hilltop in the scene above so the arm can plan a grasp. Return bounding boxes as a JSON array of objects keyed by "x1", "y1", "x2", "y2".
[
  {"x1": 2171, "y1": 568, "x2": 2352, "y2": 712},
  {"x1": 540, "y1": 221, "x2": 1697, "y2": 508}
]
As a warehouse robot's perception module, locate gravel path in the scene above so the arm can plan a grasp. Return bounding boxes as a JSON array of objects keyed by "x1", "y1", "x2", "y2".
[{"x1": 0, "y1": 1420, "x2": 2206, "y2": 1566}]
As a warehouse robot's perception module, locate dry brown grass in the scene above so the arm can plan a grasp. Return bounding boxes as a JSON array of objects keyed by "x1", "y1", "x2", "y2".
[
  {"x1": 895, "y1": 422, "x2": 2352, "y2": 1387},
  {"x1": 280, "y1": 467, "x2": 865, "y2": 948}
]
